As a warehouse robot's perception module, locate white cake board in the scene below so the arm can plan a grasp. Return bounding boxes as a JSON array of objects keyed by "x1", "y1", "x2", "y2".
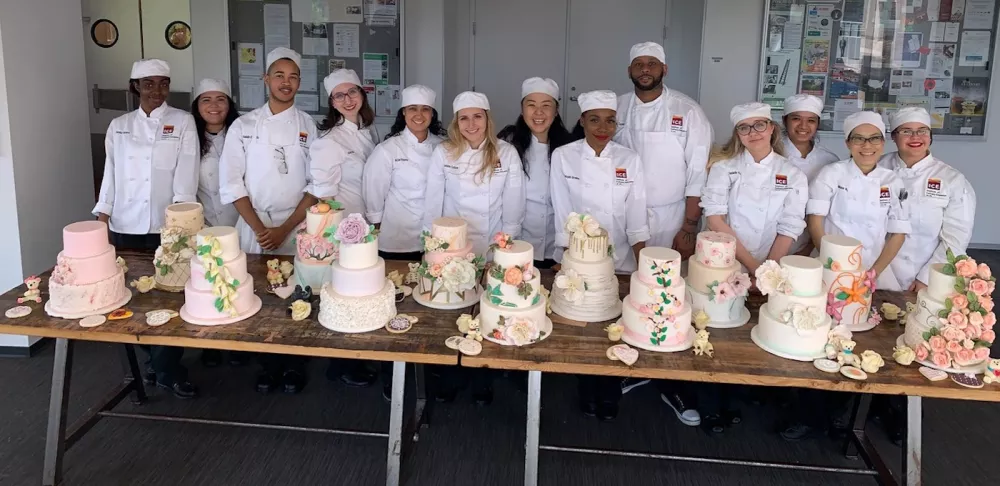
[
  {"x1": 895, "y1": 335, "x2": 988, "y2": 374},
  {"x1": 44, "y1": 291, "x2": 132, "y2": 320},
  {"x1": 477, "y1": 316, "x2": 554, "y2": 346},
  {"x1": 180, "y1": 295, "x2": 262, "y2": 326},
  {"x1": 750, "y1": 325, "x2": 826, "y2": 362},
  {"x1": 320, "y1": 319, "x2": 387, "y2": 334},
  {"x1": 551, "y1": 300, "x2": 623, "y2": 324},
  {"x1": 412, "y1": 288, "x2": 480, "y2": 310},
  {"x1": 706, "y1": 306, "x2": 751, "y2": 329},
  {"x1": 847, "y1": 319, "x2": 878, "y2": 332},
  {"x1": 620, "y1": 319, "x2": 696, "y2": 353}
]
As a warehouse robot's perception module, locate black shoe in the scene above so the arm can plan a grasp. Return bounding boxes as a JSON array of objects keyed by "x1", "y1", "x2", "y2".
[
  {"x1": 724, "y1": 409, "x2": 742, "y2": 425},
  {"x1": 157, "y1": 380, "x2": 198, "y2": 399},
  {"x1": 472, "y1": 387, "x2": 493, "y2": 406},
  {"x1": 619, "y1": 378, "x2": 650, "y2": 395},
  {"x1": 382, "y1": 382, "x2": 392, "y2": 402},
  {"x1": 340, "y1": 368, "x2": 377, "y2": 387},
  {"x1": 701, "y1": 413, "x2": 726, "y2": 435},
  {"x1": 282, "y1": 370, "x2": 306, "y2": 394},
  {"x1": 597, "y1": 401, "x2": 619, "y2": 422},
  {"x1": 200, "y1": 349, "x2": 222, "y2": 368},
  {"x1": 229, "y1": 351, "x2": 250, "y2": 367},
  {"x1": 142, "y1": 365, "x2": 156, "y2": 385},
  {"x1": 579, "y1": 398, "x2": 597, "y2": 417},
  {"x1": 256, "y1": 372, "x2": 276, "y2": 394},
  {"x1": 780, "y1": 422, "x2": 822, "y2": 442}
]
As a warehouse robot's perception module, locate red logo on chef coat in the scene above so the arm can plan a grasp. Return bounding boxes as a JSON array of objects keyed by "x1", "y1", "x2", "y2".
[
  {"x1": 775, "y1": 174, "x2": 788, "y2": 186},
  {"x1": 298, "y1": 132, "x2": 308, "y2": 146},
  {"x1": 671, "y1": 115, "x2": 684, "y2": 127},
  {"x1": 927, "y1": 178, "x2": 942, "y2": 191},
  {"x1": 162, "y1": 125, "x2": 174, "y2": 135},
  {"x1": 616, "y1": 167, "x2": 627, "y2": 179},
  {"x1": 880, "y1": 186, "x2": 891, "y2": 203}
]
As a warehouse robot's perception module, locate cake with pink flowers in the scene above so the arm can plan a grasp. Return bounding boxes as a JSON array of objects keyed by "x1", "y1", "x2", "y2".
[
  {"x1": 153, "y1": 202, "x2": 204, "y2": 292},
  {"x1": 478, "y1": 235, "x2": 549, "y2": 346},
  {"x1": 415, "y1": 217, "x2": 486, "y2": 309},
  {"x1": 179, "y1": 226, "x2": 262, "y2": 325},
  {"x1": 751, "y1": 255, "x2": 832, "y2": 361},
  {"x1": 46, "y1": 221, "x2": 132, "y2": 318},
  {"x1": 619, "y1": 247, "x2": 694, "y2": 352},
  {"x1": 293, "y1": 200, "x2": 344, "y2": 290},
  {"x1": 820, "y1": 235, "x2": 875, "y2": 331},
  {"x1": 686, "y1": 231, "x2": 750, "y2": 327}
]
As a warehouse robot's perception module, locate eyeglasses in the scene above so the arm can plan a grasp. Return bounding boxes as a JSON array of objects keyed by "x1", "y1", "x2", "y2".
[
  {"x1": 332, "y1": 87, "x2": 361, "y2": 104},
  {"x1": 736, "y1": 120, "x2": 771, "y2": 135},
  {"x1": 896, "y1": 128, "x2": 931, "y2": 137},
  {"x1": 847, "y1": 135, "x2": 885, "y2": 146}
]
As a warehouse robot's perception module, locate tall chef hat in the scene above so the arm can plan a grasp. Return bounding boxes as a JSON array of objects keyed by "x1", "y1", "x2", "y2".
[
  {"x1": 843, "y1": 111, "x2": 886, "y2": 138},
  {"x1": 578, "y1": 90, "x2": 617, "y2": 113},
  {"x1": 194, "y1": 79, "x2": 231, "y2": 99},
  {"x1": 401, "y1": 85, "x2": 436, "y2": 108},
  {"x1": 130, "y1": 59, "x2": 170, "y2": 79},
  {"x1": 629, "y1": 42, "x2": 665, "y2": 63},
  {"x1": 453, "y1": 91, "x2": 490, "y2": 113},
  {"x1": 889, "y1": 107, "x2": 932, "y2": 131},
  {"x1": 730, "y1": 102, "x2": 772, "y2": 126},
  {"x1": 265, "y1": 47, "x2": 302, "y2": 71},
  {"x1": 323, "y1": 69, "x2": 362, "y2": 97},
  {"x1": 521, "y1": 77, "x2": 560, "y2": 100},
  {"x1": 783, "y1": 94, "x2": 824, "y2": 117}
]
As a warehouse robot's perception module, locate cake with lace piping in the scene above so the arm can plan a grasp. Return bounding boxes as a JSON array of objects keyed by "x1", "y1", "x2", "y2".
[
  {"x1": 751, "y1": 256, "x2": 832, "y2": 360},
  {"x1": 619, "y1": 247, "x2": 694, "y2": 352},
  {"x1": 414, "y1": 217, "x2": 486, "y2": 309},
  {"x1": 477, "y1": 235, "x2": 549, "y2": 346},
  {"x1": 686, "y1": 232, "x2": 750, "y2": 327},
  {"x1": 46, "y1": 221, "x2": 132, "y2": 318},
  {"x1": 551, "y1": 213, "x2": 622, "y2": 322},
  {"x1": 318, "y1": 213, "x2": 396, "y2": 333},
  {"x1": 153, "y1": 202, "x2": 204, "y2": 292},
  {"x1": 293, "y1": 200, "x2": 344, "y2": 290},
  {"x1": 820, "y1": 235, "x2": 876, "y2": 331},
  {"x1": 180, "y1": 226, "x2": 262, "y2": 325}
]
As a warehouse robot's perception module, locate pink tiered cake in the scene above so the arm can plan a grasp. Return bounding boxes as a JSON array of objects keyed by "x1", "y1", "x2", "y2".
[
  {"x1": 46, "y1": 221, "x2": 131, "y2": 318},
  {"x1": 293, "y1": 200, "x2": 344, "y2": 290},
  {"x1": 180, "y1": 226, "x2": 262, "y2": 325},
  {"x1": 620, "y1": 247, "x2": 694, "y2": 352},
  {"x1": 414, "y1": 217, "x2": 485, "y2": 309}
]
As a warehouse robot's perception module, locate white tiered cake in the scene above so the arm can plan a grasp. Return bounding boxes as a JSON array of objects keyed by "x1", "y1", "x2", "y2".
[
  {"x1": 686, "y1": 232, "x2": 750, "y2": 328},
  {"x1": 751, "y1": 256, "x2": 833, "y2": 361},
  {"x1": 551, "y1": 213, "x2": 621, "y2": 322},
  {"x1": 294, "y1": 200, "x2": 344, "y2": 291},
  {"x1": 477, "y1": 238, "x2": 550, "y2": 346},
  {"x1": 318, "y1": 213, "x2": 396, "y2": 333},
  {"x1": 46, "y1": 221, "x2": 132, "y2": 318},
  {"x1": 904, "y1": 263, "x2": 958, "y2": 349},
  {"x1": 620, "y1": 247, "x2": 694, "y2": 352},
  {"x1": 414, "y1": 217, "x2": 485, "y2": 309},
  {"x1": 820, "y1": 235, "x2": 875, "y2": 331},
  {"x1": 153, "y1": 202, "x2": 204, "y2": 292},
  {"x1": 180, "y1": 226, "x2": 262, "y2": 325}
]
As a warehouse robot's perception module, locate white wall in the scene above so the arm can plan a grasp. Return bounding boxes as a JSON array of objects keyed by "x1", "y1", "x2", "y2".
[{"x1": 191, "y1": 0, "x2": 232, "y2": 88}]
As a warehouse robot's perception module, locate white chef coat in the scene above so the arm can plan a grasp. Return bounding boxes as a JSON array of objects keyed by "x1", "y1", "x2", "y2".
[
  {"x1": 615, "y1": 89, "x2": 713, "y2": 246},
  {"x1": 807, "y1": 159, "x2": 912, "y2": 290},
  {"x1": 363, "y1": 128, "x2": 444, "y2": 252},
  {"x1": 782, "y1": 137, "x2": 840, "y2": 253},
  {"x1": 550, "y1": 139, "x2": 650, "y2": 274},
  {"x1": 701, "y1": 151, "x2": 808, "y2": 262},
  {"x1": 878, "y1": 152, "x2": 976, "y2": 287},
  {"x1": 522, "y1": 136, "x2": 557, "y2": 261},
  {"x1": 197, "y1": 131, "x2": 239, "y2": 227},
  {"x1": 92, "y1": 104, "x2": 199, "y2": 234},
  {"x1": 309, "y1": 120, "x2": 379, "y2": 215},
  {"x1": 219, "y1": 103, "x2": 319, "y2": 255},
  {"x1": 423, "y1": 140, "x2": 526, "y2": 255}
]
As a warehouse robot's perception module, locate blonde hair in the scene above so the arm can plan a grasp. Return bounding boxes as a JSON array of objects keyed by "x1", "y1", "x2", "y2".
[
  {"x1": 706, "y1": 122, "x2": 786, "y2": 172},
  {"x1": 444, "y1": 109, "x2": 501, "y2": 183}
]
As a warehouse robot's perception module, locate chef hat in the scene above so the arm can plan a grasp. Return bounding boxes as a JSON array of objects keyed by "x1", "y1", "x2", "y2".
[
  {"x1": 130, "y1": 59, "x2": 170, "y2": 79},
  {"x1": 578, "y1": 90, "x2": 618, "y2": 113},
  {"x1": 783, "y1": 94, "x2": 824, "y2": 117},
  {"x1": 323, "y1": 69, "x2": 362, "y2": 96},
  {"x1": 843, "y1": 111, "x2": 886, "y2": 138},
  {"x1": 890, "y1": 107, "x2": 931, "y2": 131},
  {"x1": 265, "y1": 47, "x2": 302, "y2": 71},
  {"x1": 730, "y1": 102, "x2": 772, "y2": 126},
  {"x1": 194, "y1": 79, "x2": 231, "y2": 99},
  {"x1": 629, "y1": 42, "x2": 665, "y2": 63},
  {"x1": 401, "y1": 84, "x2": 436, "y2": 108},
  {"x1": 521, "y1": 77, "x2": 560, "y2": 100},
  {"x1": 453, "y1": 91, "x2": 490, "y2": 113}
]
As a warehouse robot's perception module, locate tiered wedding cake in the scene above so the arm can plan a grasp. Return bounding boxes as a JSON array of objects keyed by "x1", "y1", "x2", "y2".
[
  {"x1": 551, "y1": 213, "x2": 621, "y2": 322},
  {"x1": 620, "y1": 247, "x2": 694, "y2": 352},
  {"x1": 294, "y1": 200, "x2": 344, "y2": 290},
  {"x1": 415, "y1": 217, "x2": 485, "y2": 309},
  {"x1": 751, "y1": 256, "x2": 833, "y2": 361},
  {"x1": 478, "y1": 236, "x2": 550, "y2": 346},
  {"x1": 180, "y1": 226, "x2": 262, "y2": 325},
  {"x1": 46, "y1": 221, "x2": 132, "y2": 318},
  {"x1": 686, "y1": 231, "x2": 750, "y2": 328},
  {"x1": 820, "y1": 235, "x2": 875, "y2": 331},
  {"x1": 318, "y1": 213, "x2": 396, "y2": 333},
  {"x1": 153, "y1": 202, "x2": 204, "y2": 292}
]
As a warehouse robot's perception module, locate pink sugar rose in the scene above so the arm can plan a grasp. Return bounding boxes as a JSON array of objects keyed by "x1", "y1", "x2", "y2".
[
  {"x1": 946, "y1": 340, "x2": 963, "y2": 354},
  {"x1": 982, "y1": 329, "x2": 996, "y2": 343},
  {"x1": 969, "y1": 278, "x2": 990, "y2": 297},
  {"x1": 969, "y1": 311, "x2": 985, "y2": 327},
  {"x1": 942, "y1": 326, "x2": 965, "y2": 342},
  {"x1": 504, "y1": 267, "x2": 524, "y2": 286},
  {"x1": 915, "y1": 344, "x2": 929, "y2": 361},
  {"x1": 965, "y1": 325, "x2": 983, "y2": 340},
  {"x1": 955, "y1": 349, "x2": 976, "y2": 366},
  {"x1": 429, "y1": 264, "x2": 443, "y2": 277},
  {"x1": 985, "y1": 312, "x2": 997, "y2": 327},
  {"x1": 928, "y1": 335, "x2": 946, "y2": 352},
  {"x1": 989, "y1": 281, "x2": 996, "y2": 294},
  {"x1": 978, "y1": 263, "x2": 992, "y2": 280},
  {"x1": 951, "y1": 294, "x2": 969, "y2": 310},
  {"x1": 963, "y1": 339, "x2": 975, "y2": 350},
  {"x1": 975, "y1": 347, "x2": 991, "y2": 361},
  {"x1": 955, "y1": 259, "x2": 978, "y2": 278},
  {"x1": 981, "y1": 296, "x2": 995, "y2": 313},
  {"x1": 931, "y1": 351, "x2": 951, "y2": 368},
  {"x1": 947, "y1": 310, "x2": 968, "y2": 328}
]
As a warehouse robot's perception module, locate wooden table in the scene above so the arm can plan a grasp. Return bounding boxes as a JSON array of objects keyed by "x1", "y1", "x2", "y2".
[
  {"x1": 0, "y1": 251, "x2": 466, "y2": 486},
  {"x1": 461, "y1": 274, "x2": 1000, "y2": 486}
]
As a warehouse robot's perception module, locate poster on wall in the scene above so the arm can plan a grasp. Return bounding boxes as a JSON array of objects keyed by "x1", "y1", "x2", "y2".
[
  {"x1": 926, "y1": 77, "x2": 954, "y2": 108},
  {"x1": 375, "y1": 85, "x2": 402, "y2": 117},
  {"x1": 238, "y1": 43, "x2": 264, "y2": 77},
  {"x1": 805, "y1": 4, "x2": 835, "y2": 39},
  {"x1": 959, "y1": 30, "x2": 991, "y2": 66},
  {"x1": 333, "y1": 23, "x2": 360, "y2": 57},
  {"x1": 799, "y1": 73, "x2": 828, "y2": 98},
  {"x1": 802, "y1": 39, "x2": 831, "y2": 72},
  {"x1": 963, "y1": 0, "x2": 995, "y2": 29},
  {"x1": 330, "y1": 0, "x2": 364, "y2": 23},
  {"x1": 762, "y1": 49, "x2": 802, "y2": 105},
  {"x1": 362, "y1": 52, "x2": 389, "y2": 85},
  {"x1": 951, "y1": 77, "x2": 988, "y2": 116},
  {"x1": 830, "y1": 67, "x2": 861, "y2": 99},
  {"x1": 927, "y1": 43, "x2": 956, "y2": 78},
  {"x1": 302, "y1": 23, "x2": 330, "y2": 56},
  {"x1": 893, "y1": 32, "x2": 924, "y2": 68},
  {"x1": 263, "y1": 3, "x2": 291, "y2": 54}
]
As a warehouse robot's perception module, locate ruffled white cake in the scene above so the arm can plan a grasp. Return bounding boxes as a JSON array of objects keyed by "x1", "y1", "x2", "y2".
[
  {"x1": 478, "y1": 240, "x2": 548, "y2": 345},
  {"x1": 686, "y1": 231, "x2": 749, "y2": 326},
  {"x1": 620, "y1": 247, "x2": 693, "y2": 352},
  {"x1": 752, "y1": 255, "x2": 832, "y2": 360},
  {"x1": 551, "y1": 214, "x2": 621, "y2": 322},
  {"x1": 820, "y1": 235, "x2": 874, "y2": 331},
  {"x1": 319, "y1": 214, "x2": 396, "y2": 333}
]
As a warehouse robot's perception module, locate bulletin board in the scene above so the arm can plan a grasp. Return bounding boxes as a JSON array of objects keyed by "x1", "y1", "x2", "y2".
[
  {"x1": 228, "y1": 0, "x2": 403, "y2": 121},
  {"x1": 757, "y1": 0, "x2": 999, "y2": 137}
]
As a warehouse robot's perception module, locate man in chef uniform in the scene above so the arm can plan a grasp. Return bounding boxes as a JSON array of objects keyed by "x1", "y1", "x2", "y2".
[{"x1": 614, "y1": 42, "x2": 713, "y2": 427}]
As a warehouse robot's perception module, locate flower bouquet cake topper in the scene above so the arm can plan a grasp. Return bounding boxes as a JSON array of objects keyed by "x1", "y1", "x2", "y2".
[
  {"x1": 565, "y1": 212, "x2": 614, "y2": 257},
  {"x1": 421, "y1": 231, "x2": 450, "y2": 253},
  {"x1": 325, "y1": 213, "x2": 379, "y2": 245},
  {"x1": 489, "y1": 231, "x2": 515, "y2": 252},
  {"x1": 755, "y1": 260, "x2": 792, "y2": 296}
]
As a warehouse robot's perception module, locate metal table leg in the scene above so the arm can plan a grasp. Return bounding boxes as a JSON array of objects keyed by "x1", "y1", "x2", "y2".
[
  {"x1": 905, "y1": 396, "x2": 922, "y2": 486},
  {"x1": 43, "y1": 338, "x2": 73, "y2": 486},
  {"x1": 120, "y1": 344, "x2": 146, "y2": 405},
  {"x1": 524, "y1": 370, "x2": 542, "y2": 486},
  {"x1": 385, "y1": 360, "x2": 406, "y2": 486},
  {"x1": 411, "y1": 364, "x2": 429, "y2": 441}
]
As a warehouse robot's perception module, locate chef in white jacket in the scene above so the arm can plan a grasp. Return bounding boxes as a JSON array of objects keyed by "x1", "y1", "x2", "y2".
[
  {"x1": 93, "y1": 59, "x2": 199, "y2": 250},
  {"x1": 310, "y1": 69, "x2": 379, "y2": 213},
  {"x1": 551, "y1": 90, "x2": 650, "y2": 273},
  {"x1": 423, "y1": 92, "x2": 525, "y2": 254},
  {"x1": 702, "y1": 103, "x2": 808, "y2": 272},
  {"x1": 807, "y1": 111, "x2": 910, "y2": 290},
  {"x1": 615, "y1": 41, "x2": 713, "y2": 258},
  {"x1": 219, "y1": 48, "x2": 319, "y2": 255},
  {"x1": 191, "y1": 78, "x2": 239, "y2": 227},
  {"x1": 879, "y1": 107, "x2": 976, "y2": 291},
  {"x1": 363, "y1": 84, "x2": 446, "y2": 258}
]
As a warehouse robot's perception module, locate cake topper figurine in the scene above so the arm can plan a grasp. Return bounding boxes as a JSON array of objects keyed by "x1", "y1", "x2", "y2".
[
  {"x1": 130, "y1": 276, "x2": 157, "y2": 293},
  {"x1": 266, "y1": 259, "x2": 285, "y2": 292},
  {"x1": 289, "y1": 285, "x2": 313, "y2": 302},
  {"x1": 17, "y1": 276, "x2": 42, "y2": 304},
  {"x1": 693, "y1": 329, "x2": 714, "y2": 357},
  {"x1": 836, "y1": 339, "x2": 861, "y2": 368},
  {"x1": 116, "y1": 257, "x2": 129, "y2": 274},
  {"x1": 984, "y1": 359, "x2": 1000, "y2": 385},
  {"x1": 279, "y1": 261, "x2": 294, "y2": 280}
]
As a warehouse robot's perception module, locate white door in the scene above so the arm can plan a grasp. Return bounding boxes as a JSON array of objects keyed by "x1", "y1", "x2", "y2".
[
  {"x1": 82, "y1": 0, "x2": 142, "y2": 139},
  {"x1": 472, "y1": 0, "x2": 569, "y2": 130},
  {"x1": 141, "y1": 0, "x2": 195, "y2": 94}
]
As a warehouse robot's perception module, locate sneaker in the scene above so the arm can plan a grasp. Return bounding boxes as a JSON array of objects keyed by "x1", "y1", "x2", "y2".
[
  {"x1": 157, "y1": 380, "x2": 199, "y2": 399},
  {"x1": 620, "y1": 378, "x2": 650, "y2": 395},
  {"x1": 660, "y1": 392, "x2": 701, "y2": 426},
  {"x1": 780, "y1": 422, "x2": 821, "y2": 442}
]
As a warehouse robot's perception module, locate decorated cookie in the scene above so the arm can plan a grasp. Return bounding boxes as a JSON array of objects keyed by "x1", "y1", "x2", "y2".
[
  {"x1": 813, "y1": 358, "x2": 841, "y2": 373},
  {"x1": 386, "y1": 314, "x2": 416, "y2": 334},
  {"x1": 145, "y1": 311, "x2": 171, "y2": 327},
  {"x1": 445, "y1": 336, "x2": 464, "y2": 350},
  {"x1": 606, "y1": 346, "x2": 619, "y2": 361},
  {"x1": 5, "y1": 306, "x2": 32, "y2": 319},
  {"x1": 840, "y1": 366, "x2": 867, "y2": 381},
  {"x1": 951, "y1": 372, "x2": 984, "y2": 389},
  {"x1": 918, "y1": 366, "x2": 948, "y2": 382},
  {"x1": 611, "y1": 344, "x2": 638, "y2": 366},
  {"x1": 80, "y1": 315, "x2": 107, "y2": 328},
  {"x1": 458, "y1": 338, "x2": 482, "y2": 356},
  {"x1": 108, "y1": 309, "x2": 133, "y2": 320}
]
